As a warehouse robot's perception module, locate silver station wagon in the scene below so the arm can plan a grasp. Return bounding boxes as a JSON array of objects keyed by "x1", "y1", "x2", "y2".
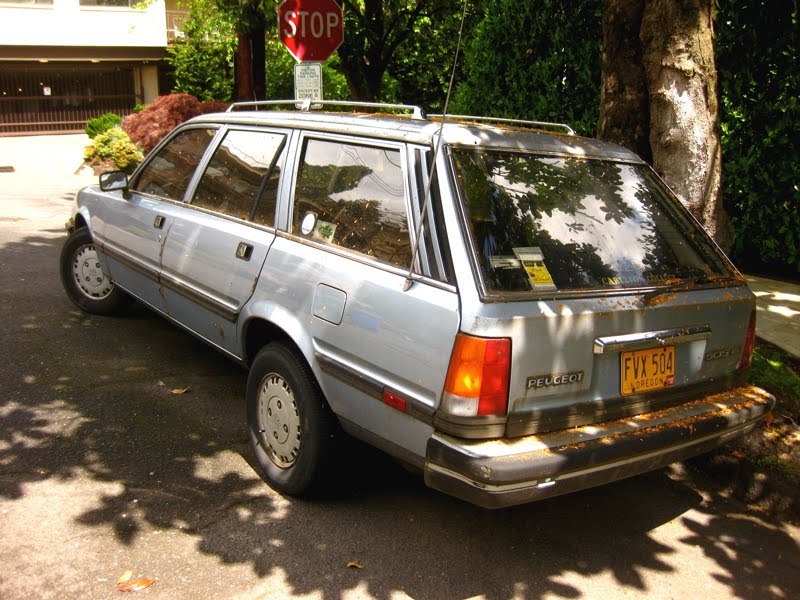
[{"x1": 61, "y1": 101, "x2": 775, "y2": 508}]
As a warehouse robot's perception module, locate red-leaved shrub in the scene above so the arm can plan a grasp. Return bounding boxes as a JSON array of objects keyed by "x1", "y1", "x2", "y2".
[
  {"x1": 198, "y1": 100, "x2": 230, "y2": 115},
  {"x1": 123, "y1": 94, "x2": 229, "y2": 154}
]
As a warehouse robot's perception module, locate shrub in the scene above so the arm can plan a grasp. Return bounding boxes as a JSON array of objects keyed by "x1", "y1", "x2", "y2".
[
  {"x1": 132, "y1": 103, "x2": 146, "y2": 113},
  {"x1": 451, "y1": 0, "x2": 601, "y2": 136},
  {"x1": 89, "y1": 127, "x2": 143, "y2": 172},
  {"x1": 198, "y1": 100, "x2": 230, "y2": 114},
  {"x1": 85, "y1": 113, "x2": 122, "y2": 139},
  {"x1": 93, "y1": 127, "x2": 129, "y2": 160},
  {"x1": 122, "y1": 93, "x2": 228, "y2": 154},
  {"x1": 109, "y1": 138, "x2": 144, "y2": 172},
  {"x1": 717, "y1": 0, "x2": 799, "y2": 275}
]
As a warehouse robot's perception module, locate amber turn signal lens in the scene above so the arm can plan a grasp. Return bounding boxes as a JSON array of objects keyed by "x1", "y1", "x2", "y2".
[{"x1": 443, "y1": 333, "x2": 511, "y2": 417}]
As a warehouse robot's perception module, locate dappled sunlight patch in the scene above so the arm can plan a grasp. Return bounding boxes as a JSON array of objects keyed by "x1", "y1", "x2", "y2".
[
  {"x1": 771, "y1": 291, "x2": 800, "y2": 304},
  {"x1": 229, "y1": 566, "x2": 324, "y2": 600},
  {"x1": 192, "y1": 450, "x2": 262, "y2": 486},
  {"x1": 766, "y1": 304, "x2": 800, "y2": 318}
]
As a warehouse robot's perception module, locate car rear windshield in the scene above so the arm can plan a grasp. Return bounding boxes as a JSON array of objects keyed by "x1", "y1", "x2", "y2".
[{"x1": 452, "y1": 149, "x2": 732, "y2": 294}]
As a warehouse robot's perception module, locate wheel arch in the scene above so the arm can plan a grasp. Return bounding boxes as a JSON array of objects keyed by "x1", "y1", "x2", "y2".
[
  {"x1": 241, "y1": 310, "x2": 339, "y2": 418},
  {"x1": 241, "y1": 307, "x2": 321, "y2": 386},
  {"x1": 243, "y1": 317, "x2": 305, "y2": 365},
  {"x1": 71, "y1": 211, "x2": 89, "y2": 232}
]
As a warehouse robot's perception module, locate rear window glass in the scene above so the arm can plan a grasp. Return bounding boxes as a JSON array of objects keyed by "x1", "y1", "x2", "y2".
[{"x1": 452, "y1": 149, "x2": 731, "y2": 294}]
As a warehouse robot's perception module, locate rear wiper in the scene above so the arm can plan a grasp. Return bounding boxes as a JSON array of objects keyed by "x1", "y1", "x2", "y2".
[{"x1": 641, "y1": 275, "x2": 738, "y2": 306}]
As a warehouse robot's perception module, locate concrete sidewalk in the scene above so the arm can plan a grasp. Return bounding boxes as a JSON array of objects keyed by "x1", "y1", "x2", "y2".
[
  {"x1": 746, "y1": 275, "x2": 800, "y2": 359},
  {"x1": 1, "y1": 134, "x2": 798, "y2": 359}
]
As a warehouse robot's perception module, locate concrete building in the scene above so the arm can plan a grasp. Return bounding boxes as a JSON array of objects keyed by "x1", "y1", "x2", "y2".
[{"x1": 0, "y1": 0, "x2": 186, "y2": 135}]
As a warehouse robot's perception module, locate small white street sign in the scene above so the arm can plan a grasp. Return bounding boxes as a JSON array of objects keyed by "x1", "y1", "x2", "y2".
[{"x1": 294, "y1": 63, "x2": 323, "y2": 107}]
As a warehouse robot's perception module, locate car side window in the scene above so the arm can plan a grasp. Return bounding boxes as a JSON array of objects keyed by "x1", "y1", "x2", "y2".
[
  {"x1": 192, "y1": 129, "x2": 286, "y2": 225},
  {"x1": 293, "y1": 138, "x2": 412, "y2": 268},
  {"x1": 132, "y1": 128, "x2": 216, "y2": 201}
]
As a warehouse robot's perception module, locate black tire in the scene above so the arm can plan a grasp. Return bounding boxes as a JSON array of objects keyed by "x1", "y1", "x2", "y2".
[
  {"x1": 59, "y1": 227, "x2": 131, "y2": 315},
  {"x1": 246, "y1": 343, "x2": 337, "y2": 497}
]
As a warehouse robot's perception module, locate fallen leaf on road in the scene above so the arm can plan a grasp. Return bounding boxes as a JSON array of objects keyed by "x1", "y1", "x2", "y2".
[
  {"x1": 170, "y1": 387, "x2": 191, "y2": 395},
  {"x1": 764, "y1": 411, "x2": 774, "y2": 427},
  {"x1": 730, "y1": 450, "x2": 746, "y2": 459},
  {"x1": 347, "y1": 561, "x2": 365, "y2": 569},
  {"x1": 117, "y1": 578, "x2": 155, "y2": 592}
]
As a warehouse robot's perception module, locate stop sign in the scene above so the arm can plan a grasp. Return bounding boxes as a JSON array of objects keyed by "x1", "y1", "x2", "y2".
[{"x1": 278, "y1": 0, "x2": 344, "y2": 63}]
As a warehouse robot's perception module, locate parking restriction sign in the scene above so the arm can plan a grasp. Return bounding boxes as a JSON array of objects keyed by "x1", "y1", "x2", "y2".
[{"x1": 294, "y1": 63, "x2": 323, "y2": 106}]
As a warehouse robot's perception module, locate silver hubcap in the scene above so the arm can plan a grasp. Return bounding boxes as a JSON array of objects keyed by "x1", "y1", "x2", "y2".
[
  {"x1": 72, "y1": 244, "x2": 114, "y2": 300},
  {"x1": 257, "y1": 373, "x2": 301, "y2": 468}
]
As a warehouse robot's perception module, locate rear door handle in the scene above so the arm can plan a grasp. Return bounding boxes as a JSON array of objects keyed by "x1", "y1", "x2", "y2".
[{"x1": 236, "y1": 242, "x2": 253, "y2": 261}]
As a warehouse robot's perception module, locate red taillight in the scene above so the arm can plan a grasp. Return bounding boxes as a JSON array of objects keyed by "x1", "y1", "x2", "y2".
[
  {"x1": 442, "y1": 333, "x2": 511, "y2": 417},
  {"x1": 739, "y1": 310, "x2": 757, "y2": 369}
]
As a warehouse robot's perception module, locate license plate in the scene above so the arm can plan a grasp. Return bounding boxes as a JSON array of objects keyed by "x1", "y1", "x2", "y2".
[{"x1": 620, "y1": 346, "x2": 675, "y2": 397}]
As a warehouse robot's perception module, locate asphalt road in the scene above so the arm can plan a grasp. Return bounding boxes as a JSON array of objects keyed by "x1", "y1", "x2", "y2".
[{"x1": 0, "y1": 144, "x2": 798, "y2": 600}]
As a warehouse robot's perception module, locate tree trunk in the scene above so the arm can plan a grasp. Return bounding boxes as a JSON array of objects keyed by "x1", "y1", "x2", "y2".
[
  {"x1": 598, "y1": 0, "x2": 732, "y2": 250},
  {"x1": 234, "y1": 26, "x2": 266, "y2": 102},
  {"x1": 338, "y1": 0, "x2": 385, "y2": 102},
  {"x1": 597, "y1": 1, "x2": 651, "y2": 163},
  {"x1": 235, "y1": 32, "x2": 254, "y2": 101},
  {"x1": 641, "y1": 0, "x2": 732, "y2": 249},
  {"x1": 251, "y1": 25, "x2": 266, "y2": 101}
]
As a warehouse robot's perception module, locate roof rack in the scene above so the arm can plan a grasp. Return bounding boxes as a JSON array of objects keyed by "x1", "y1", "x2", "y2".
[
  {"x1": 431, "y1": 114, "x2": 575, "y2": 136},
  {"x1": 227, "y1": 99, "x2": 428, "y2": 121}
]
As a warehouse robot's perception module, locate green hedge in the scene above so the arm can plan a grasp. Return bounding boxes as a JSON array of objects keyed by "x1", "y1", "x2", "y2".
[{"x1": 717, "y1": 0, "x2": 799, "y2": 275}]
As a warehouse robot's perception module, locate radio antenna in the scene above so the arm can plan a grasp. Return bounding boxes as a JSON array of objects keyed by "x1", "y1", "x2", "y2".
[{"x1": 403, "y1": 0, "x2": 469, "y2": 291}]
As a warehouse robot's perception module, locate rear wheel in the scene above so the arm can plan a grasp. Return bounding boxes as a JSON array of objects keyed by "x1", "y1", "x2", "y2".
[
  {"x1": 246, "y1": 343, "x2": 336, "y2": 496},
  {"x1": 59, "y1": 227, "x2": 130, "y2": 315}
]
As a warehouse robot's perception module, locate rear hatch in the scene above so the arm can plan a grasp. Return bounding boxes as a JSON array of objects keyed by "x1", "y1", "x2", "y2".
[{"x1": 441, "y1": 145, "x2": 754, "y2": 438}]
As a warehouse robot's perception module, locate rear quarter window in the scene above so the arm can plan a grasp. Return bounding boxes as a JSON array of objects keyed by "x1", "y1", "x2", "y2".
[{"x1": 292, "y1": 138, "x2": 412, "y2": 268}]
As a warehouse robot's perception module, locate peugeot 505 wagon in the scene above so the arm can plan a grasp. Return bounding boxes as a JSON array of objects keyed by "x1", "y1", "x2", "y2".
[{"x1": 60, "y1": 101, "x2": 774, "y2": 508}]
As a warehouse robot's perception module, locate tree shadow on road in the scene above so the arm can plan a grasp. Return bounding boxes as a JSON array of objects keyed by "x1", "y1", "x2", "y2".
[{"x1": 1, "y1": 233, "x2": 798, "y2": 599}]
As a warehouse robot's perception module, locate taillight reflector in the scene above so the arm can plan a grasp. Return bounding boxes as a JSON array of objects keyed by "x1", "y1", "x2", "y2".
[
  {"x1": 442, "y1": 333, "x2": 511, "y2": 417},
  {"x1": 383, "y1": 390, "x2": 407, "y2": 412},
  {"x1": 739, "y1": 310, "x2": 757, "y2": 369}
]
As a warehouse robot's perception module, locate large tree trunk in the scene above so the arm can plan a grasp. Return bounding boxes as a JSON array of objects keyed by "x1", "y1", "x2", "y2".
[
  {"x1": 599, "y1": 0, "x2": 732, "y2": 250},
  {"x1": 597, "y1": 1, "x2": 651, "y2": 163},
  {"x1": 337, "y1": 0, "x2": 386, "y2": 102},
  {"x1": 234, "y1": 26, "x2": 265, "y2": 102},
  {"x1": 235, "y1": 32, "x2": 254, "y2": 101}
]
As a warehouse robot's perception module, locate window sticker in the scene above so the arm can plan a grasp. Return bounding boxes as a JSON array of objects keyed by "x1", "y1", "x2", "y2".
[
  {"x1": 513, "y1": 247, "x2": 557, "y2": 291},
  {"x1": 312, "y1": 220, "x2": 337, "y2": 243}
]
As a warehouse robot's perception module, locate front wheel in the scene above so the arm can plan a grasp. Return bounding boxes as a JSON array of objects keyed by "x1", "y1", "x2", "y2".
[
  {"x1": 246, "y1": 343, "x2": 337, "y2": 497},
  {"x1": 59, "y1": 227, "x2": 130, "y2": 315}
]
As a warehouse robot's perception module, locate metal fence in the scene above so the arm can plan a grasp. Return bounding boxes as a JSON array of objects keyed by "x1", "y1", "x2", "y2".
[{"x1": 0, "y1": 65, "x2": 137, "y2": 135}]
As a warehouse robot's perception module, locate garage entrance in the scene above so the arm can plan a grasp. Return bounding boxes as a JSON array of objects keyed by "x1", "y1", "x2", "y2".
[{"x1": 0, "y1": 64, "x2": 137, "y2": 136}]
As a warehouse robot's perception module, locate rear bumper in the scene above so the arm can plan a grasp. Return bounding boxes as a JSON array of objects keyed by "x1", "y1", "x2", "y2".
[{"x1": 424, "y1": 385, "x2": 775, "y2": 509}]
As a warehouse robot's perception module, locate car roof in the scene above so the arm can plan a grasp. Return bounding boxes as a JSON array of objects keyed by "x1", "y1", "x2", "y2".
[{"x1": 187, "y1": 104, "x2": 644, "y2": 164}]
